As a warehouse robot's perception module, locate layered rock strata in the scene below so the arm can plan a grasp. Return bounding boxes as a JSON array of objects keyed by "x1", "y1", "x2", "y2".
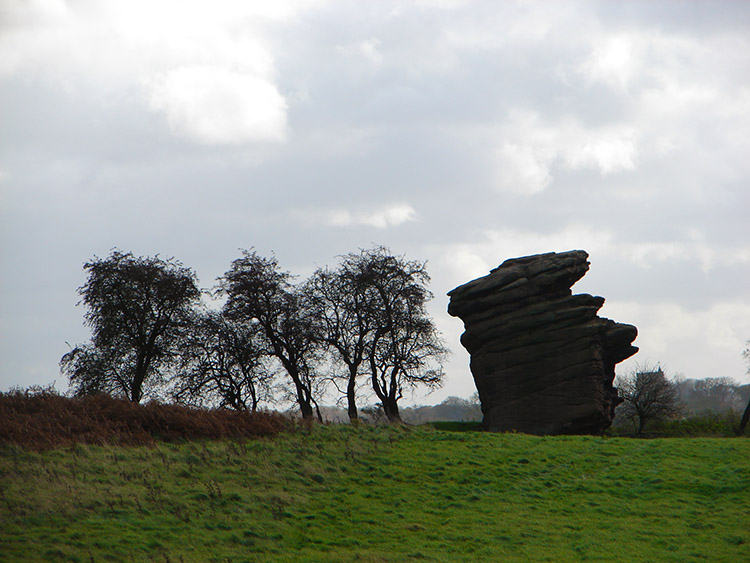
[{"x1": 447, "y1": 250, "x2": 637, "y2": 435}]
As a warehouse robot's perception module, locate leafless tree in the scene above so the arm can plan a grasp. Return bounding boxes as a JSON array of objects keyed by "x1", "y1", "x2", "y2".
[
  {"x1": 304, "y1": 251, "x2": 384, "y2": 422},
  {"x1": 305, "y1": 247, "x2": 448, "y2": 423},
  {"x1": 357, "y1": 247, "x2": 448, "y2": 423},
  {"x1": 61, "y1": 250, "x2": 200, "y2": 403},
  {"x1": 616, "y1": 365, "x2": 681, "y2": 436},
  {"x1": 172, "y1": 309, "x2": 273, "y2": 411},
  {"x1": 219, "y1": 250, "x2": 323, "y2": 421},
  {"x1": 739, "y1": 342, "x2": 750, "y2": 436}
]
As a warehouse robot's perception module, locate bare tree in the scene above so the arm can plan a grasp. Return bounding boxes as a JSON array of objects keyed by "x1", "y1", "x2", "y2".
[
  {"x1": 305, "y1": 256, "x2": 378, "y2": 422},
  {"x1": 172, "y1": 309, "x2": 273, "y2": 411},
  {"x1": 219, "y1": 250, "x2": 323, "y2": 421},
  {"x1": 358, "y1": 247, "x2": 448, "y2": 423},
  {"x1": 61, "y1": 250, "x2": 200, "y2": 403},
  {"x1": 305, "y1": 247, "x2": 448, "y2": 423},
  {"x1": 739, "y1": 342, "x2": 750, "y2": 436},
  {"x1": 616, "y1": 365, "x2": 681, "y2": 436}
]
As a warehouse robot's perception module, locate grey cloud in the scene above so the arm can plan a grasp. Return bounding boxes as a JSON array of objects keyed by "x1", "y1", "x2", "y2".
[{"x1": 2, "y1": 1, "x2": 749, "y2": 400}]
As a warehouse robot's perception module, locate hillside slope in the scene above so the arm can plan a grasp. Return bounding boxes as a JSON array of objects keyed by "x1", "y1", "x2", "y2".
[{"x1": 1, "y1": 425, "x2": 749, "y2": 562}]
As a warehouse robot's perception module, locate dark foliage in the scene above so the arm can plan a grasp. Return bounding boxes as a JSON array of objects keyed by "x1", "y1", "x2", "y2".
[
  {"x1": 655, "y1": 411, "x2": 741, "y2": 437},
  {"x1": 0, "y1": 387, "x2": 293, "y2": 451}
]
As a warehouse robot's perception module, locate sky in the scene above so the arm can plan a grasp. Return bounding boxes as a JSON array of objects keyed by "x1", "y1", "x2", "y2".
[{"x1": 2, "y1": 0, "x2": 750, "y2": 407}]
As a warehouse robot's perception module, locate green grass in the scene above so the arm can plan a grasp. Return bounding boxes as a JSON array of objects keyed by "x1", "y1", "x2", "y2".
[{"x1": 1, "y1": 425, "x2": 749, "y2": 562}]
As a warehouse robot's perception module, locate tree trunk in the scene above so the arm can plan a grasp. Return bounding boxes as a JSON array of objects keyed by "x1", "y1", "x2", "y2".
[
  {"x1": 369, "y1": 355, "x2": 401, "y2": 423},
  {"x1": 346, "y1": 366, "x2": 358, "y2": 422},
  {"x1": 280, "y1": 353, "x2": 316, "y2": 421},
  {"x1": 382, "y1": 396, "x2": 402, "y2": 423},
  {"x1": 298, "y1": 380, "x2": 319, "y2": 421},
  {"x1": 298, "y1": 399, "x2": 315, "y2": 420},
  {"x1": 738, "y1": 396, "x2": 750, "y2": 436},
  {"x1": 131, "y1": 362, "x2": 146, "y2": 403},
  {"x1": 289, "y1": 371, "x2": 315, "y2": 420},
  {"x1": 131, "y1": 329, "x2": 160, "y2": 403},
  {"x1": 312, "y1": 397, "x2": 324, "y2": 423},
  {"x1": 249, "y1": 384, "x2": 258, "y2": 412}
]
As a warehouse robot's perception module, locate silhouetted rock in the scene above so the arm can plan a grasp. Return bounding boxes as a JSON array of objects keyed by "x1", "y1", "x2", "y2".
[{"x1": 447, "y1": 250, "x2": 637, "y2": 435}]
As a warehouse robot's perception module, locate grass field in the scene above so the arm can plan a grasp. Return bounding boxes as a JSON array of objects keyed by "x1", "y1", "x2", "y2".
[{"x1": 1, "y1": 424, "x2": 749, "y2": 562}]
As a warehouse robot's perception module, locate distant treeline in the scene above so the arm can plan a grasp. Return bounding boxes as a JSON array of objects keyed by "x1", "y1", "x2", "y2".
[
  {"x1": 611, "y1": 374, "x2": 750, "y2": 437},
  {"x1": 318, "y1": 395, "x2": 482, "y2": 425},
  {"x1": 673, "y1": 377, "x2": 750, "y2": 415}
]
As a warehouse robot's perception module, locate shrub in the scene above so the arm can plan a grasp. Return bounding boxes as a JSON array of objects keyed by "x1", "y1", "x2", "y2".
[
  {"x1": 0, "y1": 387, "x2": 293, "y2": 450},
  {"x1": 608, "y1": 410, "x2": 741, "y2": 438},
  {"x1": 652, "y1": 410, "x2": 740, "y2": 437}
]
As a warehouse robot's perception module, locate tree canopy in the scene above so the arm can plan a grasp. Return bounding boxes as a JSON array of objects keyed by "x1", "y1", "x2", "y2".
[
  {"x1": 219, "y1": 250, "x2": 324, "y2": 421},
  {"x1": 354, "y1": 247, "x2": 447, "y2": 422},
  {"x1": 61, "y1": 250, "x2": 200, "y2": 403},
  {"x1": 307, "y1": 247, "x2": 448, "y2": 422}
]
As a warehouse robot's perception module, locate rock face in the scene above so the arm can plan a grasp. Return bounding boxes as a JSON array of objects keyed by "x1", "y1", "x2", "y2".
[{"x1": 447, "y1": 250, "x2": 637, "y2": 435}]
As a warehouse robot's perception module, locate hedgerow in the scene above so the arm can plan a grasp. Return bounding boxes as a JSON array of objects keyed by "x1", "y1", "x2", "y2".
[{"x1": 0, "y1": 387, "x2": 293, "y2": 450}]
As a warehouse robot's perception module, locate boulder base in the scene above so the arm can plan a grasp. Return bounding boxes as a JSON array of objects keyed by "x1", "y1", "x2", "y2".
[{"x1": 448, "y1": 250, "x2": 637, "y2": 435}]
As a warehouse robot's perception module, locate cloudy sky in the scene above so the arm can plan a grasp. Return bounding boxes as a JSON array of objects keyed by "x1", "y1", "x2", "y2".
[{"x1": 2, "y1": 0, "x2": 749, "y2": 405}]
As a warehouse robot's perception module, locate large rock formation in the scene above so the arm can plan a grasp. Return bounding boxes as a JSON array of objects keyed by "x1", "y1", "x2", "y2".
[{"x1": 447, "y1": 250, "x2": 637, "y2": 435}]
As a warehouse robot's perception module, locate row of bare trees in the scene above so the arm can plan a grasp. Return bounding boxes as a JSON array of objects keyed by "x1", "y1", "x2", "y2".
[{"x1": 61, "y1": 247, "x2": 448, "y2": 423}]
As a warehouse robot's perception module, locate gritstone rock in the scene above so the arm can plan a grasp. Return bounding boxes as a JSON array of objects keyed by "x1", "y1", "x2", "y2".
[{"x1": 447, "y1": 250, "x2": 638, "y2": 435}]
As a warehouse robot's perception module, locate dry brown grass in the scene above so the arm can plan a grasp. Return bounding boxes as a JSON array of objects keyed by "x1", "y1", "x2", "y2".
[{"x1": 0, "y1": 388, "x2": 293, "y2": 450}]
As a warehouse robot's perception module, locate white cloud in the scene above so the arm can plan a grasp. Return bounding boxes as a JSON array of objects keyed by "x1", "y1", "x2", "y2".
[
  {"x1": 293, "y1": 126, "x2": 381, "y2": 159},
  {"x1": 148, "y1": 66, "x2": 288, "y2": 145},
  {"x1": 0, "y1": 0, "x2": 295, "y2": 144},
  {"x1": 328, "y1": 203, "x2": 418, "y2": 229},
  {"x1": 577, "y1": 33, "x2": 643, "y2": 92},
  {"x1": 620, "y1": 236, "x2": 750, "y2": 273},
  {"x1": 492, "y1": 110, "x2": 639, "y2": 193},
  {"x1": 494, "y1": 142, "x2": 554, "y2": 195},
  {"x1": 565, "y1": 130, "x2": 638, "y2": 175},
  {"x1": 438, "y1": 225, "x2": 750, "y2": 285},
  {"x1": 556, "y1": 26, "x2": 750, "y2": 198},
  {"x1": 2, "y1": 0, "x2": 750, "y2": 397},
  {"x1": 436, "y1": 225, "x2": 613, "y2": 285},
  {"x1": 602, "y1": 300, "x2": 750, "y2": 383}
]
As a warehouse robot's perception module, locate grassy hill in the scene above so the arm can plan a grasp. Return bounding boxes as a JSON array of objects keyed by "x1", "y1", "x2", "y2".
[{"x1": 2, "y1": 423, "x2": 749, "y2": 562}]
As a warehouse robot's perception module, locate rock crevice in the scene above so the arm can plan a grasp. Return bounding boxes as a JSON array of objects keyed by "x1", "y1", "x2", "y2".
[{"x1": 448, "y1": 250, "x2": 637, "y2": 435}]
